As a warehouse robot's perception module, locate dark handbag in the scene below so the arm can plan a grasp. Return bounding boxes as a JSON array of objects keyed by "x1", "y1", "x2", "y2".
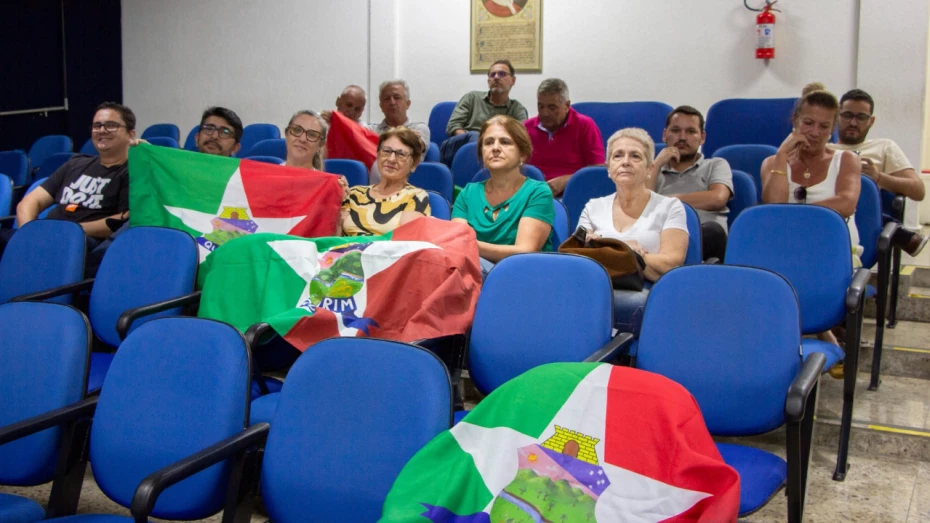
[{"x1": 558, "y1": 227, "x2": 646, "y2": 291}]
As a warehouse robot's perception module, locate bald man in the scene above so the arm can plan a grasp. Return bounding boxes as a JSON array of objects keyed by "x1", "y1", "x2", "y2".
[{"x1": 322, "y1": 85, "x2": 367, "y2": 125}]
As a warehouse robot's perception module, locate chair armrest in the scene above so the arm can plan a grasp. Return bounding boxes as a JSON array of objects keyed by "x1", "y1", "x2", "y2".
[
  {"x1": 0, "y1": 397, "x2": 98, "y2": 446},
  {"x1": 9, "y1": 278, "x2": 95, "y2": 303},
  {"x1": 702, "y1": 257, "x2": 721, "y2": 265},
  {"x1": 130, "y1": 423, "x2": 270, "y2": 522},
  {"x1": 244, "y1": 322, "x2": 275, "y2": 350},
  {"x1": 891, "y1": 194, "x2": 906, "y2": 221},
  {"x1": 785, "y1": 352, "x2": 826, "y2": 423},
  {"x1": 846, "y1": 267, "x2": 871, "y2": 312},
  {"x1": 584, "y1": 332, "x2": 635, "y2": 363},
  {"x1": 0, "y1": 215, "x2": 15, "y2": 224},
  {"x1": 877, "y1": 221, "x2": 898, "y2": 254},
  {"x1": 116, "y1": 291, "x2": 202, "y2": 341}
]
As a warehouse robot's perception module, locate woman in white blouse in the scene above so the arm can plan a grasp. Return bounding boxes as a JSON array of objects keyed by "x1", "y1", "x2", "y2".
[{"x1": 577, "y1": 127, "x2": 689, "y2": 332}]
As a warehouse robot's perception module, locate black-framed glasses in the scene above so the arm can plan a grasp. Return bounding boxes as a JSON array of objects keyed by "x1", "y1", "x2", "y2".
[
  {"x1": 379, "y1": 147, "x2": 412, "y2": 160},
  {"x1": 488, "y1": 71, "x2": 511, "y2": 79},
  {"x1": 839, "y1": 112, "x2": 871, "y2": 123},
  {"x1": 91, "y1": 121, "x2": 126, "y2": 133},
  {"x1": 286, "y1": 125, "x2": 323, "y2": 142},
  {"x1": 200, "y1": 124, "x2": 236, "y2": 140},
  {"x1": 794, "y1": 186, "x2": 807, "y2": 203}
]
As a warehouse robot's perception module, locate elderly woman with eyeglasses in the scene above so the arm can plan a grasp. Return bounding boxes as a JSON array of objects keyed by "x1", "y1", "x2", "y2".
[{"x1": 337, "y1": 126, "x2": 431, "y2": 236}]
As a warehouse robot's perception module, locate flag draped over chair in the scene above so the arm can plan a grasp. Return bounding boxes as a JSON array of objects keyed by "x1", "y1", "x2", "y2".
[{"x1": 326, "y1": 110, "x2": 379, "y2": 168}]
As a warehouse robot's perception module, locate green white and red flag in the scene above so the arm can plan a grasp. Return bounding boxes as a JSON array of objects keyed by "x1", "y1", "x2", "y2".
[
  {"x1": 128, "y1": 143, "x2": 344, "y2": 264},
  {"x1": 196, "y1": 217, "x2": 481, "y2": 347},
  {"x1": 381, "y1": 363, "x2": 740, "y2": 522}
]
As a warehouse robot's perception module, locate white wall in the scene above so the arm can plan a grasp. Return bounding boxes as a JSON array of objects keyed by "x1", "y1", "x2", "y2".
[{"x1": 122, "y1": 0, "x2": 370, "y2": 134}]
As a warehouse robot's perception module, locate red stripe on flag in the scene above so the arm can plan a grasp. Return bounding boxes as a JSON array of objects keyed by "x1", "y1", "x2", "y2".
[
  {"x1": 283, "y1": 310, "x2": 344, "y2": 350},
  {"x1": 326, "y1": 111, "x2": 378, "y2": 168},
  {"x1": 604, "y1": 367, "x2": 741, "y2": 522}
]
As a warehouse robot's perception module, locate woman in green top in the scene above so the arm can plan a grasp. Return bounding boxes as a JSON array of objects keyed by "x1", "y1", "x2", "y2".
[{"x1": 452, "y1": 115, "x2": 554, "y2": 275}]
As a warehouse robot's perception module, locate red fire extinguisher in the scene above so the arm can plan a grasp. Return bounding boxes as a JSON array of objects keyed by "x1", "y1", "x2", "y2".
[{"x1": 747, "y1": 0, "x2": 779, "y2": 59}]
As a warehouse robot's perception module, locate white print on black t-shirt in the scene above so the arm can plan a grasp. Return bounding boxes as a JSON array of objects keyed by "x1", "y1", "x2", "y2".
[{"x1": 59, "y1": 174, "x2": 113, "y2": 210}]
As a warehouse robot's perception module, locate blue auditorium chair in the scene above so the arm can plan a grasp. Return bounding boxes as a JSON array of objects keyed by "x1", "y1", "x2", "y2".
[
  {"x1": 632, "y1": 264, "x2": 824, "y2": 522},
  {"x1": 183, "y1": 124, "x2": 200, "y2": 151},
  {"x1": 552, "y1": 200, "x2": 569, "y2": 246},
  {"x1": 140, "y1": 123, "x2": 181, "y2": 142},
  {"x1": 471, "y1": 164, "x2": 545, "y2": 183},
  {"x1": 428, "y1": 101, "x2": 457, "y2": 145},
  {"x1": 726, "y1": 204, "x2": 869, "y2": 481},
  {"x1": 28, "y1": 135, "x2": 73, "y2": 175},
  {"x1": 324, "y1": 158, "x2": 368, "y2": 187},
  {"x1": 425, "y1": 141, "x2": 440, "y2": 163},
  {"x1": 0, "y1": 220, "x2": 85, "y2": 304},
  {"x1": 134, "y1": 338, "x2": 451, "y2": 522},
  {"x1": 146, "y1": 136, "x2": 179, "y2": 148},
  {"x1": 247, "y1": 138, "x2": 287, "y2": 161},
  {"x1": 728, "y1": 169, "x2": 757, "y2": 228},
  {"x1": 79, "y1": 138, "x2": 97, "y2": 156},
  {"x1": 713, "y1": 144, "x2": 778, "y2": 202},
  {"x1": 409, "y1": 162, "x2": 454, "y2": 202},
  {"x1": 572, "y1": 101, "x2": 673, "y2": 147},
  {"x1": 880, "y1": 189, "x2": 907, "y2": 330},
  {"x1": 0, "y1": 317, "x2": 252, "y2": 522},
  {"x1": 238, "y1": 123, "x2": 281, "y2": 158},
  {"x1": 0, "y1": 174, "x2": 11, "y2": 217},
  {"x1": 0, "y1": 302, "x2": 91, "y2": 523},
  {"x1": 13, "y1": 227, "x2": 198, "y2": 393},
  {"x1": 245, "y1": 155, "x2": 284, "y2": 165},
  {"x1": 561, "y1": 166, "x2": 614, "y2": 231},
  {"x1": 4, "y1": 178, "x2": 55, "y2": 228},
  {"x1": 427, "y1": 191, "x2": 451, "y2": 220},
  {"x1": 450, "y1": 141, "x2": 481, "y2": 188},
  {"x1": 682, "y1": 203, "x2": 703, "y2": 265},
  {"x1": 703, "y1": 98, "x2": 797, "y2": 157},
  {"x1": 0, "y1": 150, "x2": 30, "y2": 186},
  {"x1": 34, "y1": 153, "x2": 74, "y2": 183}
]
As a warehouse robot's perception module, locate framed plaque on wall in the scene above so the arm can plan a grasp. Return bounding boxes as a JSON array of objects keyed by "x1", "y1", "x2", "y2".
[{"x1": 470, "y1": 0, "x2": 542, "y2": 73}]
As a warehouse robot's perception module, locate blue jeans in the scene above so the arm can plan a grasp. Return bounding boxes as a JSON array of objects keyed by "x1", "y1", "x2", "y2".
[
  {"x1": 479, "y1": 257, "x2": 495, "y2": 279},
  {"x1": 439, "y1": 131, "x2": 479, "y2": 167},
  {"x1": 613, "y1": 286, "x2": 651, "y2": 336}
]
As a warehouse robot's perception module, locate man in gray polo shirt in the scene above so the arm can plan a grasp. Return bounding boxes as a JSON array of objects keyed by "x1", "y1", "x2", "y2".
[
  {"x1": 367, "y1": 79, "x2": 430, "y2": 183},
  {"x1": 648, "y1": 105, "x2": 733, "y2": 261}
]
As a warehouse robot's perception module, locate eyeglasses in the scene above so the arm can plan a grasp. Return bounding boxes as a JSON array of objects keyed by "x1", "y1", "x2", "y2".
[
  {"x1": 379, "y1": 147, "x2": 412, "y2": 160},
  {"x1": 200, "y1": 124, "x2": 236, "y2": 140},
  {"x1": 794, "y1": 186, "x2": 807, "y2": 203},
  {"x1": 91, "y1": 121, "x2": 126, "y2": 132},
  {"x1": 286, "y1": 125, "x2": 323, "y2": 142},
  {"x1": 488, "y1": 71, "x2": 511, "y2": 79},
  {"x1": 839, "y1": 112, "x2": 871, "y2": 123}
]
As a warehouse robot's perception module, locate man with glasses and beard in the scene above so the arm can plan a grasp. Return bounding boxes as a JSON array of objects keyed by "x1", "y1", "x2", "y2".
[
  {"x1": 649, "y1": 105, "x2": 733, "y2": 261},
  {"x1": 829, "y1": 89, "x2": 927, "y2": 256},
  {"x1": 440, "y1": 59, "x2": 528, "y2": 166},
  {"x1": 196, "y1": 106, "x2": 243, "y2": 157}
]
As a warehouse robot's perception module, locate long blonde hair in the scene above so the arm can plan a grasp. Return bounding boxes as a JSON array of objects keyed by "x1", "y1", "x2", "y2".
[{"x1": 287, "y1": 110, "x2": 328, "y2": 170}]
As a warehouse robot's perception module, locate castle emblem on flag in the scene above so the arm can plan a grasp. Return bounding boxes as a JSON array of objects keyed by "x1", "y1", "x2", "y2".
[{"x1": 197, "y1": 206, "x2": 259, "y2": 252}]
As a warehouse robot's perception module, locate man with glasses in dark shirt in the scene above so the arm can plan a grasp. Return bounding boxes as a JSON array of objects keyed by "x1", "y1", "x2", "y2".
[{"x1": 196, "y1": 106, "x2": 243, "y2": 157}]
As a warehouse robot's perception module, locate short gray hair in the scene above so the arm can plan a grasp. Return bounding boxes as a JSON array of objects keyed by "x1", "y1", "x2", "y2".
[
  {"x1": 606, "y1": 128, "x2": 655, "y2": 168},
  {"x1": 537, "y1": 78, "x2": 569, "y2": 103},
  {"x1": 378, "y1": 79, "x2": 410, "y2": 100}
]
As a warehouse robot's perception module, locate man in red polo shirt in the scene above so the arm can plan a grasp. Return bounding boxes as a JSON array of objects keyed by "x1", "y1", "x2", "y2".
[{"x1": 524, "y1": 78, "x2": 604, "y2": 196}]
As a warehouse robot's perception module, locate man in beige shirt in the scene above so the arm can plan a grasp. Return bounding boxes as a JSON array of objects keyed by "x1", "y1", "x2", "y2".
[{"x1": 831, "y1": 89, "x2": 927, "y2": 255}]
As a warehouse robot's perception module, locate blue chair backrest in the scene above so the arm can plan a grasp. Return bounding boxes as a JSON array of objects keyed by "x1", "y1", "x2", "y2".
[
  {"x1": 427, "y1": 101, "x2": 457, "y2": 145},
  {"x1": 450, "y1": 141, "x2": 481, "y2": 188},
  {"x1": 471, "y1": 165, "x2": 545, "y2": 183},
  {"x1": 28, "y1": 135, "x2": 73, "y2": 172},
  {"x1": 427, "y1": 191, "x2": 451, "y2": 220},
  {"x1": 728, "y1": 170, "x2": 757, "y2": 229},
  {"x1": 35, "y1": 152, "x2": 74, "y2": 182},
  {"x1": 141, "y1": 123, "x2": 181, "y2": 142},
  {"x1": 0, "y1": 150, "x2": 29, "y2": 186},
  {"x1": 562, "y1": 166, "x2": 615, "y2": 231},
  {"x1": 184, "y1": 124, "x2": 200, "y2": 151},
  {"x1": 245, "y1": 155, "x2": 283, "y2": 165},
  {"x1": 247, "y1": 138, "x2": 287, "y2": 161},
  {"x1": 90, "y1": 317, "x2": 249, "y2": 520},
  {"x1": 683, "y1": 203, "x2": 702, "y2": 265},
  {"x1": 425, "y1": 141, "x2": 440, "y2": 163},
  {"x1": 238, "y1": 123, "x2": 281, "y2": 158},
  {"x1": 146, "y1": 136, "x2": 179, "y2": 148},
  {"x1": 552, "y1": 200, "x2": 569, "y2": 246},
  {"x1": 572, "y1": 101, "x2": 673, "y2": 147},
  {"x1": 409, "y1": 162, "x2": 454, "y2": 202},
  {"x1": 261, "y1": 338, "x2": 450, "y2": 521},
  {"x1": 324, "y1": 158, "x2": 368, "y2": 187},
  {"x1": 0, "y1": 173, "x2": 11, "y2": 216},
  {"x1": 0, "y1": 220, "x2": 85, "y2": 304},
  {"x1": 89, "y1": 227, "x2": 198, "y2": 346},
  {"x1": 469, "y1": 253, "x2": 614, "y2": 394},
  {"x1": 703, "y1": 98, "x2": 797, "y2": 157},
  {"x1": 712, "y1": 144, "x2": 777, "y2": 202},
  {"x1": 727, "y1": 204, "x2": 852, "y2": 333},
  {"x1": 80, "y1": 138, "x2": 98, "y2": 156},
  {"x1": 637, "y1": 265, "x2": 802, "y2": 435},
  {"x1": 0, "y1": 302, "x2": 91, "y2": 485},
  {"x1": 856, "y1": 175, "x2": 882, "y2": 270}
]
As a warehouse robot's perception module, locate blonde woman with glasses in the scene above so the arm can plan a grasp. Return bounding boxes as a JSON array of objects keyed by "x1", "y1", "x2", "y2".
[{"x1": 283, "y1": 110, "x2": 328, "y2": 170}]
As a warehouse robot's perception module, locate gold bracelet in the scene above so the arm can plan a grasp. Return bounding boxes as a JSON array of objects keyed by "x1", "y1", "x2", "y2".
[{"x1": 770, "y1": 169, "x2": 788, "y2": 176}]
